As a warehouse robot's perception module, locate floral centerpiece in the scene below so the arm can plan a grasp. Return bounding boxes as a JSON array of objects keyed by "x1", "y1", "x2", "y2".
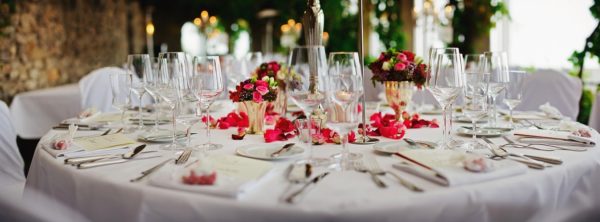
[
  {"x1": 368, "y1": 49, "x2": 428, "y2": 120},
  {"x1": 250, "y1": 61, "x2": 289, "y2": 116},
  {"x1": 229, "y1": 76, "x2": 278, "y2": 134}
]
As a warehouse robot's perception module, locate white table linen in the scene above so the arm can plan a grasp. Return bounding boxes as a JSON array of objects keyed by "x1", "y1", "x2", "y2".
[
  {"x1": 10, "y1": 84, "x2": 81, "y2": 139},
  {"x1": 25, "y1": 103, "x2": 600, "y2": 222}
]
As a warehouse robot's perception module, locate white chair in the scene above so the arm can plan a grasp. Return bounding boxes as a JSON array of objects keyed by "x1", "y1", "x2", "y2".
[
  {"x1": 0, "y1": 100, "x2": 25, "y2": 198},
  {"x1": 589, "y1": 94, "x2": 600, "y2": 131},
  {"x1": 79, "y1": 67, "x2": 151, "y2": 113},
  {"x1": 516, "y1": 69, "x2": 582, "y2": 120}
]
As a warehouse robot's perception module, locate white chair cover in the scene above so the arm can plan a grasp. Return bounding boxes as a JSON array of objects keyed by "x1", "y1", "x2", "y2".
[
  {"x1": 0, "y1": 101, "x2": 25, "y2": 198},
  {"x1": 0, "y1": 189, "x2": 91, "y2": 222},
  {"x1": 516, "y1": 69, "x2": 582, "y2": 120},
  {"x1": 79, "y1": 67, "x2": 151, "y2": 113},
  {"x1": 589, "y1": 94, "x2": 600, "y2": 130}
]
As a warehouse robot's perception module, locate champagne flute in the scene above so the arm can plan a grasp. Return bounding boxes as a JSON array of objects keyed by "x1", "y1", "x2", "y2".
[
  {"x1": 157, "y1": 52, "x2": 188, "y2": 150},
  {"x1": 504, "y1": 70, "x2": 527, "y2": 128},
  {"x1": 325, "y1": 52, "x2": 363, "y2": 170},
  {"x1": 193, "y1": 56, "x2": 224, "y2": 150},
  {"x1": 110, "y1": 71, "x2": 133, "y2": 130},
  {"x1": 127, "y1": 54, "x2": 152, "y2": 131},
  {"x1": 286, "y1": 46, "x2": 327, "y2": 163},
  {"x1": 427, "y1": 52, "x2": 465, "y2": 149},
  {"x1": 483, "y1": 52, "x2": 510, "y2": 127}
]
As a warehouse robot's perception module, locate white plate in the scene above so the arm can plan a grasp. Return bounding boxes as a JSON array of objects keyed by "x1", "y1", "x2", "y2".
[
  {"x1": 372, "y1": 140, "x2": 436, "y2": 154},
  {"x1": 138, "y1": 131, "x2": 187, "y2": 143},
  {"x1": 236, "y1": 143, "x2": 305, "y2": 160},
  {"x1": 454, "y1": 116, "x2": 487, "y2": 123},
  {"x1": 456, "y1": 127, "x2": 504, "y2": 137}
]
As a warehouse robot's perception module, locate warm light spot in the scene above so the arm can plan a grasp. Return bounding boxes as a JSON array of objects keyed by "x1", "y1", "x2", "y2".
[
  {"x1": 281, "y1": 24, "x2": 290, "y2": 33},
  {"x1": 209, "y1": 16, "x2": 217, "y2": 25},
  {"x1": 201, "y1": 10, "x2": 209, "y2": 19},
  {"x1": 323, "y1": 32, "x2": 329, "y2": 41},
  {"x1": 193, "y1": 17, "x2": 202, "y2": 26},
  {"x1": 287, "y1": 19, "x2": 295, "y2": 26},
  {"x1": 294, "y1": 23, "x2": 302, "y2": 32},
  {"x1": 146, "y1": 22, "x2": 155, "y2": 35}
]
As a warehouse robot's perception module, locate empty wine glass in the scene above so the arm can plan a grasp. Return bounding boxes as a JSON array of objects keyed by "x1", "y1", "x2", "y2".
[
  {"x1": 286, "y1": 46, "x2": 327, "y2": 163},
  {"x1": 145, "y1": 58, "x2": 166, "y2": 132},
  {"x1": 483, "y1": 52, "x2": 510, "y2": 127},
  {"x1": 193, "y1": 56, "x2": 224, "y2": 150},
  {"x1": 109, "y1": 72, "x2": 132, "y2": 129},
  {"x1": 325, "y1": 52, "x2": 364, "y2": 170},
  {"x1": 127, "y1": 54, "x2": 152, "y2": 131},
  {"x1": 504, "y1": 70, "x2": 527, "y2": 128},
  {"x1": 461, "y1": 71, "x2": 490, "y2": 150},
  {"x1": 157, "y1": 52, "x2": 188, "y2": 150},
  {"x1": 427, "y1": 52, "x2": 465, "y2": 149}
]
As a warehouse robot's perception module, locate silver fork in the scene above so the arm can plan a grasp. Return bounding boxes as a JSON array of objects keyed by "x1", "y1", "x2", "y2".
[
  {"x1": 364, "y1": 156, "x2": 424, "y2": 192},
  {"x1": 354, "y1": 159, "x2": 386, "y2": 188},
  {"x1": 175, "y1": 149, "x2": 192, "y2": 165}
]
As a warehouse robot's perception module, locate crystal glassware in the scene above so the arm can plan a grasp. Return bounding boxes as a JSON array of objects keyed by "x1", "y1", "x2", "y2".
[
  {"x1": 483, "y1": 52, "x2": 510, "y2": 127},
  {"x1": 145, "y1": 57, "x2": 165, "y2": 132},
  {"x1": 325, "y1": 52, "x2": 364, "y2": 170},
  {"x1": 286, "y1": 46, "x2": 327, "y2": 163},
  {"x1": 461, "y1": 70, "x2": 490, "y2": 150},
  {"x1": 109, "y1": 72, "x2": 132, "y2": 129},
  {"x1": 504, "y1": 70, "x2": 527, "y2": 128},
  {"x1": 127, "y1": 54, "x2": 152, "y2": 131},
  {"x1": 157, "y1": 52, "x2": 188, "y2": 150},
  {"x1": 192, "y1": 56, "x2": 224, "y2": 150},
  {"x1": 427, "y1": 51, "x2": 465, "y2": 149}
]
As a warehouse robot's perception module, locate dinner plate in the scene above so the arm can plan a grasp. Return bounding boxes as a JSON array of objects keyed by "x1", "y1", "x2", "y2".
[
  {"x1": 138, "y1": 130, "x2": 187, "y2": 143},
  {"x1": 372, "y1": 140, "x2": 436, "y2": 154},
  {"x1": 456, "y1": 127, "x2": 504, "y2": 137},
  {"x1": 454, "y1": 115, "x2": 487, "y2": 123},
  {"x1": 236, "y1": 143, "x2": 305, "y2": 160}
]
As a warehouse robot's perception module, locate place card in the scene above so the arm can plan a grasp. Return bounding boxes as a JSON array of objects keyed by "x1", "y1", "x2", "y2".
[
  {"x1": 208, "y1": 155, "x2": 273, "y2": 181},
  {"x1": 73, "y1": 133, "x2": 135, "y2": 151}
]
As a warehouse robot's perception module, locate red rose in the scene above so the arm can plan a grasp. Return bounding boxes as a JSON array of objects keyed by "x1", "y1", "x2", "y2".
[{"x1": 402, "y1": 51, "x2": 415, "y2": 62}]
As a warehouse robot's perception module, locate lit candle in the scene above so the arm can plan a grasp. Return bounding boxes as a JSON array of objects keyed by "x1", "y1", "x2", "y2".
[{"x1": 146, "y1": 22, "x2": 155, "y2": 57}]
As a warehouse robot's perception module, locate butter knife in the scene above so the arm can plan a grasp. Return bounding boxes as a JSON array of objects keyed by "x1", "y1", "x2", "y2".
[
  {"x1": 270, "y1": 143, "x2": 295, "y2": 157},
  {"x1": 285, "y1": 172, "x2": 330, "y2": 204}
]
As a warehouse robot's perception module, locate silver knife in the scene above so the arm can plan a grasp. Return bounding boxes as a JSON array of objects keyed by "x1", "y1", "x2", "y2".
[
  {"x1": 130, "y1": 158, "x2": 173, "y2": 182},
  {"x1": 77, "y1": 154, "x2": 161, "y2": 169},
  {"x1": 70, "y1": 144, "x2": 147, "y2": 165},
  {"x1": 285, "y1": 172, "x2": 330, "y2": 204}
]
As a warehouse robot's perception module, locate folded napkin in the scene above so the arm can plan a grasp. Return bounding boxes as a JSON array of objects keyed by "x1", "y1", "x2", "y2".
[
  {"x1": 392, "y1": 150, "x2": 527, "y2": 187},
  {"x1": 41, "y1": 133, "x2": 136, "y2": 158},
  {"x1": 149, "y1": 155, "x2": 273, "y2": 199},
  {"x1": 539, "y1": 102, "x2": 564, "y2": 120}
]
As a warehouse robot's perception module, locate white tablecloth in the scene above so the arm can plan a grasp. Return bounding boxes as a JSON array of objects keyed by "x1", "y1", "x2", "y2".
[
  {"x1": 10, "y1": 84, "x2": 81, "y2": 139},
  {"x1": 25, "y1": 103, "x2": 600, "y2": 222}
]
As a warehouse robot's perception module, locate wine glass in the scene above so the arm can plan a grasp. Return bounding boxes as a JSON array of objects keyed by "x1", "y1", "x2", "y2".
[
  {"x1": 504, "y1": 70, "x2": 527, "y2": 129},
  {"x1": 127, "y1": 54, "x2": 152, "y2": 131},
  {"x1": 461, "y1": 70, "x2": 490, "y2": 150},
  {"x1": 286, "y1": 46, "x2": 327, "y2": 163},
  {"x1": 325, "y1": 52, "x2": 364, "y2": 170},
  {"x1": 193, "y1": 56, "x2": 224, "y2": 150},
  {"x1": 427, "y1": 52, "x2": 465, "y2": 149},
  {"x1": 144, "y1": 57, "x2": 165, "y2": 132},
  {"x1": 109, "y1": 72, "x2": 132, "y2": 129},
  {"x1": 483, "y1": 52, "x2": 510, "y2": 127},
  {"x1": 157, "y1": 52, "x2": 188, "y2": 150}
]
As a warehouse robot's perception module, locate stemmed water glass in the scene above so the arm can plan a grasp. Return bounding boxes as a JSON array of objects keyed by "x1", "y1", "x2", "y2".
[
  {"x1": 286, "y1": 46, "x2": 327, "y2": 163},
  {"x1": 325, "y1": 52, "x2": 364, "y2": 170},
  {"x1": 157, "y1": 52, "x2": 188, "y2": 150},
  {"x1": 193, "y1": 56, "x2": 224, "y2": 150},
  {"x1": 145, "y1": 58, "x2": 165, "y2": 132},
  {"x1": 461, "y1": 61, "x2": 490, "y2": 150},
  {"x1": 504, "y1": 70, "x2": 527, "y2": 128},
  {"x1": 127, "y1": 54, "x2": 152, "y2": 131},
  {"x1": 483, "y1": 52, "x2": 509, "y2": 127},
  {"x1": 110, "y1": 72, "x2": 132, "y2": 129},
  {"x1": 427, "y1": 51, "x2": 465, "y2": 149}
]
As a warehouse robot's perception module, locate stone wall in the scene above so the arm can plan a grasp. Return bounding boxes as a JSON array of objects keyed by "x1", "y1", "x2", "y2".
[{"x1": 0, "y1": 0, "x2": 144, "y2": 103}]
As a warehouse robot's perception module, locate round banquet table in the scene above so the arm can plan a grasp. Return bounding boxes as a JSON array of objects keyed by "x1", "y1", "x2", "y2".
[{"x1": 25, "y1": 102, "x2": 600, "y2": 222}]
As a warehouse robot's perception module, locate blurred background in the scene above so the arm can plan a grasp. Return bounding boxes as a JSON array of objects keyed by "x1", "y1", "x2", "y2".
[{"x1": 0, "y1": 0, "x2": 598, "y2": 121}]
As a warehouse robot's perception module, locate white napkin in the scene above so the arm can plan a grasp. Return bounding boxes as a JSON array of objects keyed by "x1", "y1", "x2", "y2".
[
  {"x1": 392, "y1": 150, "x2": 527, "y2": 187},
  {"x1": 513, "y1": 127, "x2": 597, "y2": 146},
  {"x1": 149, "y1": 155, "x2": 273, "y2": 199},
  {"x1": 539, "y1": 102, "x2": 564, "y2": 120}
]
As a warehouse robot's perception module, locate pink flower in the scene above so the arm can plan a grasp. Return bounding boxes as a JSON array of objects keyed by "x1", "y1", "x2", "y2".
[
  {"x1": 394, "y1": 62, "x2": 406, "y2": 71},
  {"x1": 256, "y1": 85, "x2": 269, "y2": 95},
  {"x1": 255, "y1": 80, "x2": 268, "y2": 88},
  {"x1": 378, "y1": 52, "x2": 386, "y2": 61},
  {"x1": 265, "y1": 115, "x2": 276, "y2": 125},
  {"x1": 243, "y1": 83, "x2": 254, "y2": 90},
  {"x1": 252, "y1": 91, "x2": 263, "y2": 103},
  {"x1": 396, "y1": 53, "x2": 408, "y2": 62}
]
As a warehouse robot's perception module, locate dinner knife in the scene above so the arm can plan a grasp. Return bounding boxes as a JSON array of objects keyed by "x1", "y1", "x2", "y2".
[
  {"x1": 67, "y1": 144, "x2": 147, "y2": 165},
  {"x1": 285, "y1": 172, "x2": 330, "y2": 204},
  {"x1": 130, "y1": 158, "x2": 173, "y2": 182},
  {"x1": 270, "y1": 143, "x2": 295, "y2": 157},
  {"x1": 77, "y1": 154, "x2": 161, "y2": 169}
]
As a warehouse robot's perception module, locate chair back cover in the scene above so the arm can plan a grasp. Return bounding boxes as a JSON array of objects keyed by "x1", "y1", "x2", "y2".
[
  {"x1": 0, "y1": 101, "x2": 25, "y2": 193},
  {"x1": 517, "y1": 69, "x2": 582, "y2": 120},
  {"x1": 589, "y1": 94, "x2": 600, "y2": 130},
  {"x1": 79, "y1": 67, "x2": 151, "y2": 112},
  {"x1": 0, "y1": 189, "x2": 91, "y2": 222}
]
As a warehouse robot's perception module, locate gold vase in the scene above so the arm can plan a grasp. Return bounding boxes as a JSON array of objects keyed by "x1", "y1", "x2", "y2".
[
  {"x1": 384, "y1": 81, "x2": 415, "y2": 120},
  {"x1": 242, "y1": 101, "x2": 268, "y2": 134},
  {"x1": 273, "y1": 86, "x2": 287, "y2": 116}
]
